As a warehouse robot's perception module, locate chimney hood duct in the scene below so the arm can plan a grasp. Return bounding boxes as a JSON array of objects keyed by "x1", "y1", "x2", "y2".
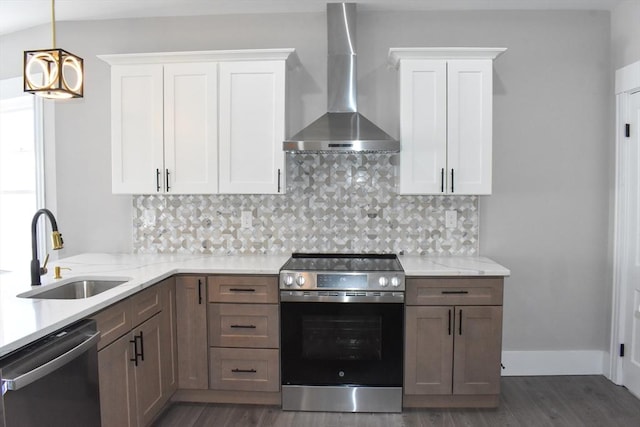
[{"x1": 283, "y1": 3, "x2": 398, "y2": 153}]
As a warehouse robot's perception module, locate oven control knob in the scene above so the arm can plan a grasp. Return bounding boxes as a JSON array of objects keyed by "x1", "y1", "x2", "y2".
[
  {"x1": 295, "y1": 275, "x2": 306, "y2": 287},
  {"x1": 378, "y1": 276, "x2": 389, "y2": 287},
  {"x1": 283, "y1": 274, "x2": 294, "y2": 287},
  {"x1": 391, "y1": 277, "x2": 400, "y2": 288}
]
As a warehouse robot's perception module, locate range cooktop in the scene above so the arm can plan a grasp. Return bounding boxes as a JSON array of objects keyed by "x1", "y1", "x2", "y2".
[
  {"x1": 279, "y1": 253, "x2": 405, "y2": 292},
  {"x1": 281, "y1": 253, "x2": 403, "y2": 272}
]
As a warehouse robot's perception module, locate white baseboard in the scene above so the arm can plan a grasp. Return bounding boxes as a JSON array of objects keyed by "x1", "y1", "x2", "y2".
[{"x1": 501, "y1": 350, "x2": 609, "y2": 376}]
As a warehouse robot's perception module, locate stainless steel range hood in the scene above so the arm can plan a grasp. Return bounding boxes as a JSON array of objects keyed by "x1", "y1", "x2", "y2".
[{"x1": 283, "y1": 3, "x2": 398, "y2": 153}]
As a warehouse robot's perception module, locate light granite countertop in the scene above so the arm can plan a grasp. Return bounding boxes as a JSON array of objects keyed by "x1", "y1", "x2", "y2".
[
  {"x1": 0, "y1": 253, "x2": 509, "y2": 358},
  {"x1": 398, "y1": 255, "x2": 511, "y2": 276}
]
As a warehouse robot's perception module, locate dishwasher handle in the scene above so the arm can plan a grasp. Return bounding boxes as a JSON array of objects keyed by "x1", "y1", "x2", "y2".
[{"x1": 2, "y1": 330, "x2": 100, "y2": 391}]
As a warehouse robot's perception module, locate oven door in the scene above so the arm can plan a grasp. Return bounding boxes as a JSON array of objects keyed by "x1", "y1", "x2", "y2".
[{"x1": 280, "y1": 298, "x2": 403, "y2": 387}]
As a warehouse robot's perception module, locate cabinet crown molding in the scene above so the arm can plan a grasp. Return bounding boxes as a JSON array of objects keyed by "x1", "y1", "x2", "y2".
[
  {"x1": 98, "y1": 48, "x2": 297, "y2": 66},
  {"x1": 388, "y1": 47, "x2": 507, "y2": 68}
]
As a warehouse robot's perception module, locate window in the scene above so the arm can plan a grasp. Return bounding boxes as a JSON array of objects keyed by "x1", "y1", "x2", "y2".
[{"x1": 0, "y1": 77, "x2": 44, "y2": 273}]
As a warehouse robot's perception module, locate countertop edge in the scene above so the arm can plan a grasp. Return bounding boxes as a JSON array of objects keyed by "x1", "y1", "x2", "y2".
[{"x1": 0, "y1": 253, "x2": 509, "y2": 357}]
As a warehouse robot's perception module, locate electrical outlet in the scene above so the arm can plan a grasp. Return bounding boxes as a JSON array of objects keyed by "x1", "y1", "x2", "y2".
[
  {"x1": 445, "y1": 210, "x2": 457, "y2": 229},
  {"x1": 241, "y1": 210, "x2": 252, "y2": 228}
]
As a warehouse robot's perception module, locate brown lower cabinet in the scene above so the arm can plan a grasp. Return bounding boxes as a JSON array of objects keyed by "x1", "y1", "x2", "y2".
[
  {"x1": 93, "y1": 278, "x2": 177, "y2": 427},
  {"x1": 404, "y1": 277, "x2": 504, "y2": 408},
  {"x1": 175, "y1": 276, "x2": 209, "y2": 389},
  {"x1": 207, "y1": 276, "x2": 280, "y2": 393},
  {"x1": 209, "y1": 347, "x2": 280, "y2": 392},
  {"x1": 170, "y1": 274, "x2": 281, "y2": 406},
  {"x1": 92, "y1": 272, "x2": 506, "y2": 418}
]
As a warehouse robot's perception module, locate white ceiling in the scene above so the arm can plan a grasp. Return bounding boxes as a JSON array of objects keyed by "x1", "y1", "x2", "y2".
[{"x1": 0, "y1": 0, "x2": 624, "y2": 36}]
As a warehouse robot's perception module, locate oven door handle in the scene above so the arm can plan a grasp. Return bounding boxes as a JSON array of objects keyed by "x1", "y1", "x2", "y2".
[{"x1": 280, "y1": 292, "x2": 404, "y2": 303}]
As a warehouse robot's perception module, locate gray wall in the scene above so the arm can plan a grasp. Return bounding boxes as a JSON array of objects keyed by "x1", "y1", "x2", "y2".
[
  {"x1": 612, "y1": 0, "x2": 640, "y2": 69},
  {"x1": 0, "y1": 9, "x2": 612, "y2": 353},
  {"x1": 357, "y1": 11, "x2": 613, "y2": 352}
]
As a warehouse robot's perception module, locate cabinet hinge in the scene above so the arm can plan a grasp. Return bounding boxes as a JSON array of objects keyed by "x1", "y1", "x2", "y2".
[
  {"x1": 620, "y1": 343, "x2": 625, "y2": 357},
  {"x1": 626, "y1": 124, "x2": 631, "y2": 138}
]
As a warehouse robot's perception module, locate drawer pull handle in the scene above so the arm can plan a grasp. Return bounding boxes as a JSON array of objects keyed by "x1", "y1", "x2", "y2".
[
  {"x1": 441, "y1": 290, "x2": 469, "y2": 295},
  {"x1": 232, "y1": 368, "x2": 257, "y2": 373},
  {"x1": 229, "y1": 288, "x2": 256, "y2": 293},
  {"x1": 230, "y1": 324, "x2": 257, "y2": 329}
]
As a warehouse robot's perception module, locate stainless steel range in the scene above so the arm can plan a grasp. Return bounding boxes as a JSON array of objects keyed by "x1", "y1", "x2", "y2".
[{"x1": 279, "y1": 253, "x2": 405, "y2": 413}]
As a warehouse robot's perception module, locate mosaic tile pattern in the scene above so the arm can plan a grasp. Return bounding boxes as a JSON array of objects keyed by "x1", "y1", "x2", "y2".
[{"x1": 132, "y1": 153, "x2": 478, "y2": 255}]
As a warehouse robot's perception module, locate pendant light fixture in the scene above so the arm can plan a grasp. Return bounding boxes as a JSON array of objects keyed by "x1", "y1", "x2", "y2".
[{"x1": 23, "y1": 0, "x2": 84, "y2": 99}]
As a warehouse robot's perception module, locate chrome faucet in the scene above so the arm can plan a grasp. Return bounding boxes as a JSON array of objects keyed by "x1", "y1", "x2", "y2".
[{"x1": 31, "y1": 209, "x2": 64, "y2": 286}]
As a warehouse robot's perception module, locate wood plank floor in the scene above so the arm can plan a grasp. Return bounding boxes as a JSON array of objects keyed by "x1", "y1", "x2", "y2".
[{"x1": 153, "y1": 376, "x2": 640, "y2": 427}]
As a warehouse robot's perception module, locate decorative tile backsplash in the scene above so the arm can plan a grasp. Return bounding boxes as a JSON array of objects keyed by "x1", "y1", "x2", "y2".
[{"x1": 133, "y1": 154, "x2": 478, "y2": 255}]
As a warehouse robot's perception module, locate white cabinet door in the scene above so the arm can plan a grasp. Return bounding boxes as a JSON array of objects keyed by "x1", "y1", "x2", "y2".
[
  {"x1": 218, "y1": 61, "x2": 285, "y2": 194},
  {"x1": 163, "y1": 63, "x2": 219, "y2": 194},
  {"x1": 398, "y1": 60, "x2": 447, "y2": 194},
  {"x1": 111, "y1": 65, "x2": 164, "y2": 194},
  {"x1": 397, "y1": 57, "x2": 494, "y2": 195},
  {"x1": 447, "y1": 60, "x2": 493, "y2": 195}
]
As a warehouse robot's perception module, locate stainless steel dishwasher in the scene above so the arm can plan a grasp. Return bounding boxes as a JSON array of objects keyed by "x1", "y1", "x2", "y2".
[{"x1": 0, "y1": 319, "x2": 101, "y2": 427}]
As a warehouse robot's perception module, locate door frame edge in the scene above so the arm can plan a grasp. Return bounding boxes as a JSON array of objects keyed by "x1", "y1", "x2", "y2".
[{"x1": 610, "y1": 59, "x2": 640, "y2": 384}]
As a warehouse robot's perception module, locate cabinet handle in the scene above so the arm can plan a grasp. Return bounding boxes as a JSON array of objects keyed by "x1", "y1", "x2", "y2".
[
  {"x1": 277, "y1": 168, "x2": 281, "y2": 193},
  {"x1": 130, "y1": 333, "x2": 144, "y2": 366},
  {"x1": 155, "y1": 169, "x2": 161, "y2": 192},
  {"x1": 198, "y1": 279, "x2": 203, "y2": 305},
  {"x1": 459, "y1": 309, "x2": 463, "y2": 335},
  {"x1": 451, "y1": 169, "x2": 455, "y2": 193},
  {"x1": 139, "y1": 331, "x2": 145, "y2": 361},
  {"x1": 165, "y1": 169, "x2": 170, "y2": 192},
  {"x1": 441, "y1": 168, "x2": 444, "y2": 193},
  {"x1": 129, "y1": 337, "x2": 139, "y2": 366},
  {"x1": 230, "y1": 324, "x2": 257, "y2": 329},
  {"x1": 229, "y1": 288, "x2": 255, "y2": 293},
  {"x1": 448, "y1": 309, "x2": 452, "y2": 335},
  {"x1": 441, "y1": 290, "x2": 469, "y2": 295},
  {"x1": 231, "y1": 368, "x2": 257, "y2": 374}
]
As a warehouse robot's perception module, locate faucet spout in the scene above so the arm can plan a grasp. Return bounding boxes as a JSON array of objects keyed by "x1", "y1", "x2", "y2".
[{"x1": 31, "y1": 209, "x2": 64, "y2": 286}]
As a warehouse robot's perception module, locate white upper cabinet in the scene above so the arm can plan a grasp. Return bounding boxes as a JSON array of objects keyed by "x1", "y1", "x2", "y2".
[
  {"x1": 218, "y1": 61, "x2": 286, "y2": 194},
  {"x1": 110, "y1": 65, "x2": 164, "y2": 194},
  {"x1": 389, "y1": 48, "x2": 506, "y2": 195},
  {"x1": 163, "y1": 63, "x2": 219, "y2": 194},
  {"x1": 397, "y1": 60, "x2": 447, "y2": 194},
  {"x1": 99, "y1": 49, "x2": 294, "y2": 195}
]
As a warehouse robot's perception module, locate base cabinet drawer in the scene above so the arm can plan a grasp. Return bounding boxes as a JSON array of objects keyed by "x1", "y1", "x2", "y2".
[
  {"x1": 93, "y1": 298, "x2": 132, "y2": 350},
  {"x1": 406, "y1": 277, "x2": 503, "y2": 306},
  {"x1": 209, "y1": 303, "x2": 279, "y2": 348},
  {"x1": 209, "y1": 347, "x2": 279, "y2": 392},
  {"x1": 208, "y1": 276, "x2": 278, "y2": 303}
]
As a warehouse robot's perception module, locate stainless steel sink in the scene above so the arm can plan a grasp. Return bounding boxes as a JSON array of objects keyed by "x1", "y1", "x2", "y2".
[{"x1": 20, "y1": 278, "x2": 129, "y2": 300}]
